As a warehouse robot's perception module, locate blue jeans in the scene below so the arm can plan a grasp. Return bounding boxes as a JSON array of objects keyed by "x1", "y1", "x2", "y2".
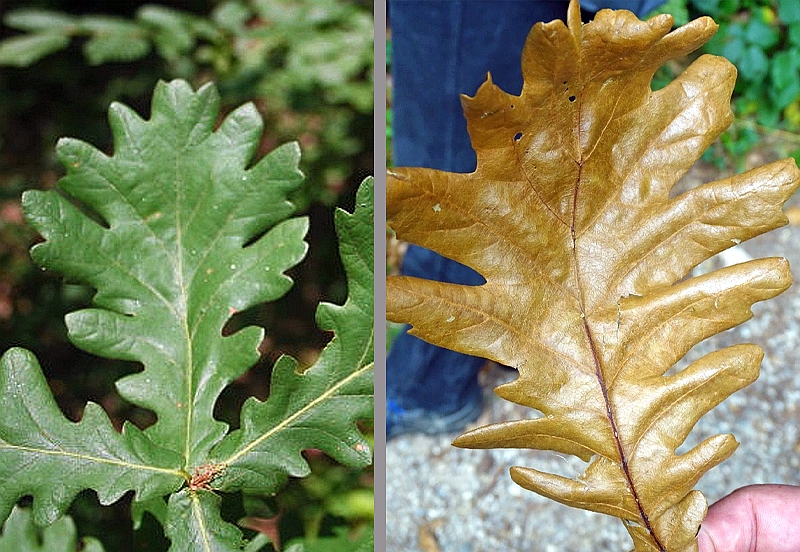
[{"x1": 388, "y1": 0, "x2": 665, "y2": 416}]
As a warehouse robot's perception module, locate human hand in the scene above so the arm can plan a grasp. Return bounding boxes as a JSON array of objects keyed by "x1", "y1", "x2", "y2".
[{"x1": 697, "y1": 484, "x2": 800, "y2": 552}]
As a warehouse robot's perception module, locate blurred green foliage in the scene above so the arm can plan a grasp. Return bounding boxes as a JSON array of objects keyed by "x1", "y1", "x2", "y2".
[
  {"x1": 0, "y1": 0, "x2": 373, "y2": 549},
  {"x1": 649, "y1": 0, "x2": 800, "y2": 169},
  {"x1": 0, "y1": 506, "x2": 106, "y2": 552},
  {"x1": 0, "y1": 0, "x2": 374, "y2": 208}
]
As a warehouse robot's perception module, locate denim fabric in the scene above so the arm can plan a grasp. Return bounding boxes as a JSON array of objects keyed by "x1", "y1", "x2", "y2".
[
  {"x1": 388, "y1": 0, "x2": 666, "y2": 416},
  {"x1": 582, "y1": 0, "x2": 667, "y2": 15},
  {"x1": 390, "y1": 1, "x2": 569, "y2": 173}
]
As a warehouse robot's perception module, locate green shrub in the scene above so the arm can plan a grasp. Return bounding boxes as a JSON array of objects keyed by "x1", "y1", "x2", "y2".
[
  {"x1": 649, "y1": 0, "x2": 800, "y2": 169},
  {"x1": 0, "y1": 0, "x2": 373, "y2": 209}
]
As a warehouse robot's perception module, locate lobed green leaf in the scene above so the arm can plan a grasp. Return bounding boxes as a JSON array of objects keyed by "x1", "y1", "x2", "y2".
[
  {"x1": 0, "y1": 348, "x2": 183, "y2": 526},
  {"x1": 22, "y1": 80, "x2": 308, "y2": 471},
  {"x1": 210, "y1": 177, "x2": 374, "y2": 493},
  {"x1": 165, "y1": 491, "x2": 243, "y2": 552},
  {"x1": 0, "y1": 79, "x2": 373, "y2": 550}
]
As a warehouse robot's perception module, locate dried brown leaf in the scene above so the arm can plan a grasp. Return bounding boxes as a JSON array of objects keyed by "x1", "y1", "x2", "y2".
[{"x1": 385, "y1": 2, "x2": 800, "y2": 551}]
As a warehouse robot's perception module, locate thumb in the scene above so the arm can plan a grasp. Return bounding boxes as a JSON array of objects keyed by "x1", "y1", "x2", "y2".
[
  {"x1": 696, "y1": 525, "x2": 715, "y2": 552},
  {"x1": 696, "y1": 484, "x2": 800, "y2": 552}
]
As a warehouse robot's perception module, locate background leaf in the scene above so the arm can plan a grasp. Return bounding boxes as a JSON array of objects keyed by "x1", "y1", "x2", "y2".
[
  {"x1": 0, "y1": 506, "x2": 105, "y2": 552},
  {"x1": 0, "y1": 33, "x2": 69, "y2": 66},
  {"x1": 778, "y1": 0, "x2": 800, "y2": 24},
  {"x1": 83, "y1": 34, "x2": 151, "y2": 65},
  {"x1": 3, "y1": 9, "x2": 77, "y2": 32},
  {"x1": 284, "y1": 527, "x2": 373, "y2": 552}
]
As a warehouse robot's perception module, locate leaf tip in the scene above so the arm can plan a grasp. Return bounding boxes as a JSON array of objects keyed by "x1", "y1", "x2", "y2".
[
  {"x1": 0, "y1": 346, "x2": 37, "y2": 369},
  {"x1": 54, "y1": 136, "x2": 83, "y2": 159},
  {"x1": 282, "y1": 140, "x2": 302, "y2": 163}
]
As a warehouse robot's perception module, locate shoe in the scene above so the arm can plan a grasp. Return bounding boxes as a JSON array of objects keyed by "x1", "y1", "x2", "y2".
[{"x1": 386, "y1": 396, "x2": 483, "y2": 440}]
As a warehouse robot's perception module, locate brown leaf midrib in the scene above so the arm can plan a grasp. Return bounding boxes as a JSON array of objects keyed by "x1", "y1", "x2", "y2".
[
  {"x1": 567, "y1": 15, "x2": 669, "y2": 538},
  {"x1": 572, "y1": 159, "x2": 665, "y2": 551},
  {"x1": 582, "y1": 314, "x2": 665, "y2": 551}
]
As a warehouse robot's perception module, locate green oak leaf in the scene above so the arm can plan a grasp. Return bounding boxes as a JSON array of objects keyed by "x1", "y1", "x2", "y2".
[
  {"x1": 165, "y1": 491, "x2": 243, "y2": 552},
  {"x1": 210, "y1": 178, "x2": 374, "y2": 492},
  {"x1": 183, "y1": 177, "x2": 375, "y2": 542},
  {"x1": 0, "y1": 80, "x2": 374, "y2": 551},
  {"x1": 23, "y1": 79, "x2": 307, "y2": 467},
  {"x1": 0, "y1": 348, "x2": 182, "y2": 525}
]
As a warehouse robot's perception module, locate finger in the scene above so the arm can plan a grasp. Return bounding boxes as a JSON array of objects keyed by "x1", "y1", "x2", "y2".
[{"x1": 697, "y1": 484, "x2": 800, "y2": 552}]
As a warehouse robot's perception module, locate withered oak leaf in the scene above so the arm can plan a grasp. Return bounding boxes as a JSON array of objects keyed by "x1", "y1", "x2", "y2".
[{"x1": 386, "y1": 2, "x2": 800, "y2": 551}]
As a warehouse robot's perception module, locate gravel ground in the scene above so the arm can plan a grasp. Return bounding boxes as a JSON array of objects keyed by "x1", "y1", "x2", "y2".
[{"x1": 385, "y1": 162, "x2": 800, "y2": 552}]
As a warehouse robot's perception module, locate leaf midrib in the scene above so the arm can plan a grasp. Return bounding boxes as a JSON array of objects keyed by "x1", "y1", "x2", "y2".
[
  {"x1": 191, "y1": 492, "x2": 214, "y2": 552},
  {"x1": 570, "y1": 76, "x2": 666, "y2": 550},
  {"x1": 0, "y1": 442, "x2": 182, "y2": 476},
  {"x1": 172, "y1": 153, "x2": 195, "y2": 469}
]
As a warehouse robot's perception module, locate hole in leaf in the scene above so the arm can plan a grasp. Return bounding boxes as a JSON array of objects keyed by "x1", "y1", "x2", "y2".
[
  {"x1": 514, "y1": 132, "x2": 523, "y2": 141},
  {"x1": 568, "y1": 95, "x2": 576, "y2": 102}
]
